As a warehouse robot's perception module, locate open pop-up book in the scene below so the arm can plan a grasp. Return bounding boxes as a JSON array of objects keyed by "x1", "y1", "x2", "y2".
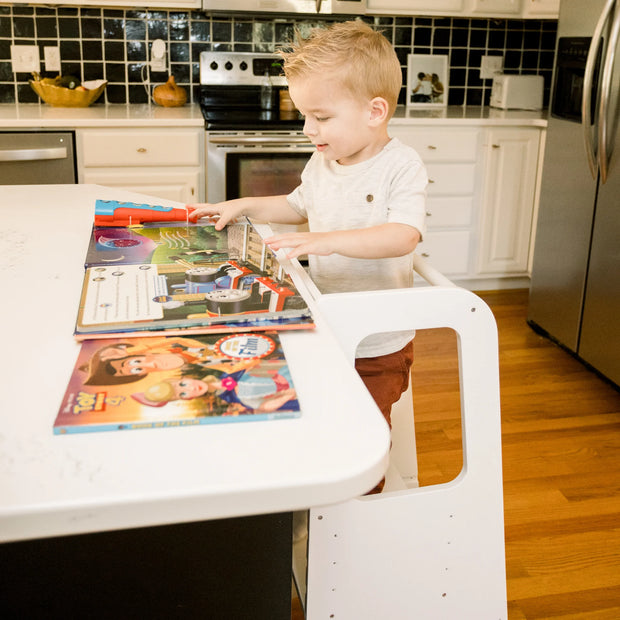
[{"x1": 74, "y1": 200, "x2": 314, "y2": 340}]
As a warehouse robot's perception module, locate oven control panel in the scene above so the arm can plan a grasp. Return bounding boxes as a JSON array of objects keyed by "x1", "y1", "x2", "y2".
[{"x1": 200, "y1": 51, "x2": 288, "y2": 87}]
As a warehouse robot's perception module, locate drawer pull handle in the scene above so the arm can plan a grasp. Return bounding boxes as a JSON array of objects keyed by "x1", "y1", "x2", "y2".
[
  {"x1": 421, "y1": 252, "x2": 430, "y2": 258},
  {"x1": 137, "y1": 147, "x2": 147, "y2": 153},
  {"x1": 428, "y1": 179, "x2": 435, "y2": 183},
  {"x1": 492, "y1": 144, "x2": 500, "y2": 149},
  {"x1": 427, "y1": 145, "x2": 437, "y2": 150},
  {"x1": 426, "y1": 212, "x2": 432, "y2": 216}
]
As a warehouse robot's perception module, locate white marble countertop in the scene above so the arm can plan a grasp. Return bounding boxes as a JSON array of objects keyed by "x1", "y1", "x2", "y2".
[
  {"x1": 0, "y1": 184, "x2": 390, "y2": 543},
  {"x1": 0, "y1": 103, "x2": 547, "y2": 129},
  {"x1": 391, "y1": 105, "x2": 548, "y2": 126},
  {"x1": 0, "y1": 103, "x2": 206, "y2": 128}
]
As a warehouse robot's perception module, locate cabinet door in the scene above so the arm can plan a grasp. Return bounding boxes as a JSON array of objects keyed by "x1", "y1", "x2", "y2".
[
  {"x1": 25, "y1": 0, "x2": 199, "y2": 6},
  {"x1": 477, "y1": 128, "x2": 541, "y2": 275},
  {"x1": 367, "y1": 0, "x2": 463, "y2": 13},
  {"x1": 522, "y1": 0, "x2": 559, "y2": 17},
  {"x1": 470, "y1": 0, "x2": 521, "y2": 14},
  {"x1": 79, "y1": 129, "x2": 201, "y2": 168},
  {"x1": 82, "y1": 169, "x2": 202, "y2": 203}
]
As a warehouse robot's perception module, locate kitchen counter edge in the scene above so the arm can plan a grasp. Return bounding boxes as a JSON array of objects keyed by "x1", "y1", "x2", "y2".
[{"x1": 0, "y1": 103, "x2": 547, "y2": 128}]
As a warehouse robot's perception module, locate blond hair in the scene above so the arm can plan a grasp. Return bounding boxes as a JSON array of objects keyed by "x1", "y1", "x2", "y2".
[{"x1": 279, "y1": 20, "x2": 402, "y2": 117}]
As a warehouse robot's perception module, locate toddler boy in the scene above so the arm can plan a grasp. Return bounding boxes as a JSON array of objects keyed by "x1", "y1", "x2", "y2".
[{"x1": 190, "y1": 20, "x2": 427, "y2": 431}]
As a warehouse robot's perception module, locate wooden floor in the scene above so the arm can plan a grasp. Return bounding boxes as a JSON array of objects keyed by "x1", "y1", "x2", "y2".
[{"x1": 292, "y1": 288, "x2": 620, "y2": 619}]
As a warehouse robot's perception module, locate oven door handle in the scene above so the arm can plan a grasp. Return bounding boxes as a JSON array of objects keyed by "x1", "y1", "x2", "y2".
[{"x1": 208, "y1": 136, "x2": 312, "y2": 146}]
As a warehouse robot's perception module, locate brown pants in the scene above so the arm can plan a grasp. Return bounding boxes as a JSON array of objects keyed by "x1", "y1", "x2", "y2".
[
  {"x1": 355, "y1": 340, "x2": 414, "y2": 428},
  {"x1": 355, "y1": 341, "x2": 414, "y2": 494}
]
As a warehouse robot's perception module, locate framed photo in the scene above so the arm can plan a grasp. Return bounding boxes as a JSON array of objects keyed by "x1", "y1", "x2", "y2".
[{"x1": 406, "y1": 54, "x2": 449, "y2": 108}]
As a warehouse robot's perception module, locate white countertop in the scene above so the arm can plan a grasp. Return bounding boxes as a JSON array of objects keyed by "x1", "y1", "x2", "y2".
[
  {"x1": 391, "y1": 105, "x2": 548, "y2": 126},
  {"x1": 0, "y1": 184, "x2": 390, "y2": 543},
  {"x1": 0, "y1": 103, "x2": 206, "y2": 128},
  {"x1": 0, "y1": 103, "x2": 547, "y2": 129}
]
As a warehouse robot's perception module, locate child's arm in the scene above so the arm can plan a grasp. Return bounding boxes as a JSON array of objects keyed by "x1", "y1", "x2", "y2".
[
  {"x1": 188, "y1": 195, "x2": 306, "y2": 231},
  {"x1": 264, "y1": 223, "x2": 421, "y2": 260}
]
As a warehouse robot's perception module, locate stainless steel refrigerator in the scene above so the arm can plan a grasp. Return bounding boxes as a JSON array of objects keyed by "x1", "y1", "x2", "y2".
[{"x1": 528, "y1": 0, "x2": 620, "y2": 387}]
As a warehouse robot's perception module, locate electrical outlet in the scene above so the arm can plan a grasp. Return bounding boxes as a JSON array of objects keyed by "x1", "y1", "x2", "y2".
[
  {"x1": 150, "y1": 39, "x2": 167, "y2": 71},
  {"x1": 10, "y1": 45, "x2": 40, "y2": 73},
  {"x1": 44, "y1": 47, "x2": 61, "y2": 72},
  {"x1": 480, "y1": 55, "x2": 504, "y2": 80}
]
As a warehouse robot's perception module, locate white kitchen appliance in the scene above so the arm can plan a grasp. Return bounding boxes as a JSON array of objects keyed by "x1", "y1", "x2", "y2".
[{"x1": 490, "y1": 74, "x2": 544, "y2": 110}]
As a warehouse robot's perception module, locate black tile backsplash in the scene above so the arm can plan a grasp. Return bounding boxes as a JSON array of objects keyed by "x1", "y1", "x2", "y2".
[{"x1": 0, "y1": 6, "x2": 556, "y2": 107}]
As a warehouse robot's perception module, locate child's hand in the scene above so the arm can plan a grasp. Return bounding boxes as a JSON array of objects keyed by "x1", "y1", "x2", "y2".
[
  {"x1": 186, "y1": 202, "x2": 241, "y2": 230},
  {"x1": 264, "y1": 231, "x2": 334, "y2": 259}
]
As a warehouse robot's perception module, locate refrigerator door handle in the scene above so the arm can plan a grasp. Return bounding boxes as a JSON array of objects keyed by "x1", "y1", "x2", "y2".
[
  {"x1": 598, "y1": 2, "x2": 620, "y2": 184},
  {"x1": 583, "y1": 0, "x2": 615, "y2": 179}
]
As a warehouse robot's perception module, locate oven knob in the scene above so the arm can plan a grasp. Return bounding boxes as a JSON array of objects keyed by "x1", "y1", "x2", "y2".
[
  {"x1": 210, "y1": 61, "x2": 218, "y2": 71},
  {"x1": 240, "y1": 61, "x2": 248, "y2": 71},
  {"x1": 225, "y1": 61, "x2": 233, "y2": 70}
]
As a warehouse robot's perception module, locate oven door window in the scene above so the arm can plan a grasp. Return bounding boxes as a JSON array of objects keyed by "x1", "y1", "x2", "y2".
[{"x1": 226, "y1": 152, "x2": 310, "y2": 199}]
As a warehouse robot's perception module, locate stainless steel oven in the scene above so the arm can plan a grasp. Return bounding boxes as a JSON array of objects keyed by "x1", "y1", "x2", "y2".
[
  {"x1": 199, "y1": 51, "x2": 312, "y2": 204},
  {"x1": 206, "y1": 131, "x2": 312, "y2": 203}
]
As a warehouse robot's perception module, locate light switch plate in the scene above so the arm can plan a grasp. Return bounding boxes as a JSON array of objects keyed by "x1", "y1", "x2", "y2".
[
  {"x1": 11, "y1": 45, "x2": 41, "y2": 73},
  {"x1": 480, "y1": 55, "x2": 504, "y2": 80}
]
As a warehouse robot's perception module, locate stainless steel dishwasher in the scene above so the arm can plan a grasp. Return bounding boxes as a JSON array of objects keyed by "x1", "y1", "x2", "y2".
[{"x1": 0, "y1": 132, "x2": 76, "y2": 184}]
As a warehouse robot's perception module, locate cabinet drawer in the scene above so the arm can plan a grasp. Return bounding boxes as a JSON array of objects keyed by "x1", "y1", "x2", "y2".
[
  {"x1": 82, "y1": 169, "x2": 202, "y2": 203},
  {"x1": 393, "y1": 127, "x2": 479, "y2": 162},
  {"x1": 426, "y1": 162, "x2": 476, "y2": 195},
  {"x1": 416, "y1": 231, "x2": 470, "y2": 276},
  {"x1": 80, "y1": 129, "x2": 201, "y2": 167},
  {"x1": 426, "y1": 196, "x2": 473, "y2": 229}
]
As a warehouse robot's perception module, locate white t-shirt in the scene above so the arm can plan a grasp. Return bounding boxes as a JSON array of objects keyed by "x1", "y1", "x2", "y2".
[{"x1": 287, "y1": 137, "x2": 428, "y2": 358}]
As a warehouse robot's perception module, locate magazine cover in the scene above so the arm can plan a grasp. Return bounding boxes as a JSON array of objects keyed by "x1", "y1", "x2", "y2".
[
  {"x1": 55, "y1": 332, "x2": 301, "y2": 434},
  {"x1": 75, "y1": 212, "x2": 313, "y2": 338}
]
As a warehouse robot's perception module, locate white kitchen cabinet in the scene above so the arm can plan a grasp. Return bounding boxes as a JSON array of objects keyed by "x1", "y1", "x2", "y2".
[
  {"x1": 25, "y1": 0, "x2": 200, "y2": 7},
  {"x1": 470, "y1": 0, "x2": 520, "y2": 14},
  {"x1": 390, "y1": 125, "x2": 481, "y2": 279},
  {"x1": 366, "y1": 0, "x2": 464, "y2": 14},
  {"x1": 367, "y1": 0, "x2": 559, "y2": 17},
  {"x1": 391, "y1": 122, "x2": 543, "y2": 288},
  {"x1": 476, "y1": 127, "x2": 541, "y2": 276},
  {"x1": 522, "y1": 0, "x2": 560, "y2": 17},
  {"x1": 77, "y1": 128, "x2": 205, "y2": 204}
]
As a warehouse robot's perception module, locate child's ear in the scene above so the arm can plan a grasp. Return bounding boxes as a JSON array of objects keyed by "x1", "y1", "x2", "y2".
[{"x1": 368, "y1": 96, "x2": 389, "y2": 125}]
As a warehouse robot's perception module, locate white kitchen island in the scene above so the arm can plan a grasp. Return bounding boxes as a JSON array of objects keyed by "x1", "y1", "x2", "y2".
[{"x1": 0, "y1": 184, "x2": 390, "y2": 619}]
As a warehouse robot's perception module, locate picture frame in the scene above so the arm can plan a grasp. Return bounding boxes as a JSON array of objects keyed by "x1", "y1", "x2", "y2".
[{"x1": 406, "y1": 54, "x2": 449, "y2": 108}]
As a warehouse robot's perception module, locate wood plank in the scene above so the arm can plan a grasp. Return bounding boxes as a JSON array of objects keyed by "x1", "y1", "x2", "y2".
[{"x1": 411, "y1": 289, "x2": 620, "y2": 619}]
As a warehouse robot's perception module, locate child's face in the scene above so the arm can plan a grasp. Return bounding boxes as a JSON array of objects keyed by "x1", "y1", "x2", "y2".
[
  {"x1": 169, "y1": 378, "x2": 209, "y2": 400},
  {"x1": 109, "y1": 353, "x2": 185, "y2": 376},
  {"x1": 288, "y1": 74, "x2": 381, "y2": 166}
]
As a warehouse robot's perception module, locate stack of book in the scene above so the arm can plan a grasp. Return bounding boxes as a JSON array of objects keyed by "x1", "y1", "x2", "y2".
[{"x1": 55, "y1": 200, "x2": 313, "y2": 435}]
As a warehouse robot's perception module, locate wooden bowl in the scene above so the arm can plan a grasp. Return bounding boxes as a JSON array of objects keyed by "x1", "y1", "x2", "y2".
[{"x1": 30, "y1": 79, "x2": 107, "y2": 107}]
